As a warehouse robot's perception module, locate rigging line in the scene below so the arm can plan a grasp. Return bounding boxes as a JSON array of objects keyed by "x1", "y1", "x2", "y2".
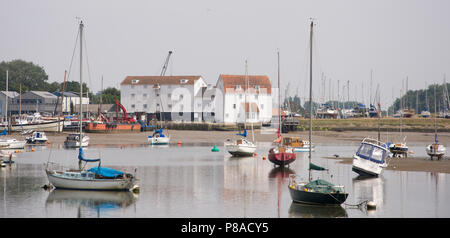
[
  {"x1": 82, "y1": 30, "x2": 94, "y2": 93},
  {"x1": 65, "y1": 26, "x2": 80, "y2": 84}
]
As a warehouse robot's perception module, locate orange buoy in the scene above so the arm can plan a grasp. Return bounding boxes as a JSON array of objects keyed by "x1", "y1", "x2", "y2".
[
  {"x1": 262, "y1": 156, "x2": 266, "y2": 160},
  {"x1": 31, "y1": 148, "x2": 35, "y2": 152},
  {"x1": 177, "y1": 141, "x2": 182, "y2": 145},
  {"x1": 253, "y1": 153, "x2": 257, "y2": 157}
]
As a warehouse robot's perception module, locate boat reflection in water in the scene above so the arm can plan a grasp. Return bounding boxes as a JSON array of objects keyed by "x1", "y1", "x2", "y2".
[
  {"x1": 352, "y1": 175, "x2": 385, "y2": 216},
  {"x1": 268, "y1": 166, "x2": 295, "y2": 179},
  {"x1": 45, "y1": 190, "x2": 138, "y2": 218},
  {"x1": 288, "y1": 202, "x2": 348, "y2": 218}
]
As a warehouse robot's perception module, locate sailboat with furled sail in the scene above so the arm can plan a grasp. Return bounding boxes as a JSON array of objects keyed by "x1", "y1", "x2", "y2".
[
  {"x1": 225, "y1": 60, "x2": 257, "y2": 156},
  {"x1": 288, "y1": 20, "x2": 348, "y2": 205},
  {"x1": 268, "y1": 51, "x2": 296, "y2": 166},
  {"x1": 45, "y1": 21, "x2": 137, "y2": 191},
  {"x1": 426, "y1": 84, "x2": 446, "y2": 160}
]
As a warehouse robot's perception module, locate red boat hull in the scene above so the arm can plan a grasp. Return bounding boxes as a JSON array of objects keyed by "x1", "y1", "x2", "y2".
[{"x1": 268, "y1": 148, "x2": 296, "y2": 167}]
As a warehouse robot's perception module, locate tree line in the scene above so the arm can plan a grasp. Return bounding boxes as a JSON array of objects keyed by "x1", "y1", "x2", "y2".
[{"x1": 0, "y1": 59, "x2": 120, "y2": 104}]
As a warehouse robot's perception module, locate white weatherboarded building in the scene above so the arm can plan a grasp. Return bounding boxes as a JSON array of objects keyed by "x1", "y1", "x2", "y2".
[
  {"x1": 211, "y1": 74, "x2": 272, "y2": 124},
  {"x1": 120, "y1": 76, "x2": 207, "y2": 122}
]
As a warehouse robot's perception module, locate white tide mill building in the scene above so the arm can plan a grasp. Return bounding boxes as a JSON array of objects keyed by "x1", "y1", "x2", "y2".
[
  {"x1": 213, "y1": 74, "x2": 272, "y2": 124},
  {"x1": 120, "y1": 75, "x2": 207, "y2": 122}
]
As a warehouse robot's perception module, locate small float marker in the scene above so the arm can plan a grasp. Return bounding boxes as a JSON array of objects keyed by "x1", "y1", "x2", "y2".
[
  {"x1": 211, "y1": 145, "x2": 219, "y2": 152},
  {"x1": 367, "y1": 201, "x2": 376, "y2": 210}
]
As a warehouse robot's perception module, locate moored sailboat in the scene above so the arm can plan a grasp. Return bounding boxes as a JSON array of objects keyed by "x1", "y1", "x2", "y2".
[
  {"x1": 426, "y1": 85, "x2": 446, "y2": 160},
  {"x1": 225, "y1": 61, "x2": 257, "y2": 157},
  {"x1": 45, "y1": 21, "x2": 137, "y2": 191},
  {"x1": 268, "y1": 51, "x2": 296, "y2": 166},
  {"x1": 288, "y1": 20, "x2": 348, "y2": 206}
]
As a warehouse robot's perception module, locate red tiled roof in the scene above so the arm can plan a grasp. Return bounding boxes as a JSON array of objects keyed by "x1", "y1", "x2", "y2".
[
  {"x1": 121, "y1": 76, "x2": 202, "y2": 85},
  {"x1": 219, "y1": 74, "x2": 271, "y2": 94}
]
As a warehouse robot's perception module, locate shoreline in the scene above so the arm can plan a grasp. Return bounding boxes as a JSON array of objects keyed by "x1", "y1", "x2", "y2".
[{"x1": 5, "y1": 129, "x2": 450, "y2": 173}]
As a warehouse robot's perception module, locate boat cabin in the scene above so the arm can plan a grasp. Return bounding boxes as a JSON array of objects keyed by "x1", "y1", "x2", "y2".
[
  {"x1": 355, "y1": 138, "x2": 388, "y2": 164},
  {"x1": 282, "y1": 137, "x2": 307, "y2": 147}
]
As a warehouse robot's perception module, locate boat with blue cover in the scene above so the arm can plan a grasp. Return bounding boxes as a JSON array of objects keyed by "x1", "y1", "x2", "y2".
[
  {"x1": 148, "y1": 128, "x2": 170, "y2": 145},
  {"x1": 45, "y1": 21, "x2": 137, "y2": 191}
]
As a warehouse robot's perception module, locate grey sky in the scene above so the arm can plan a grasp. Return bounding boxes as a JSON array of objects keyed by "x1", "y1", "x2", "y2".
[{"x1": 1, "y1": 0, "x2": 449, "y2": 110}]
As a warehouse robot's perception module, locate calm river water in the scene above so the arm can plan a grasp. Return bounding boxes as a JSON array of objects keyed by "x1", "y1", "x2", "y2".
[{"x1": 0, "y1": 141, "x2": 449, "y2": 218}]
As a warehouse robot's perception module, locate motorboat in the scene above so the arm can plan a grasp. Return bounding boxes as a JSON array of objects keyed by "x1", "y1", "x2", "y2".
[
  {"x1": 64, "y1": 133, "x2": 90, "y2": 148},
  {"x1": 26, "y1": 131, "x2": 48, "y2": 144},
  {"x1": 352, "y1": 138, "x2": 390, "y2": 177}
]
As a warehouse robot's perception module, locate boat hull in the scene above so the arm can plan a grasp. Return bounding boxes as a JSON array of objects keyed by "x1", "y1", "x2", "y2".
[
  {"x1": 225, "y1": 144, "x2": 256, "y2": 157},
  {"x1": 293, "y1": 146, "x2": 314, "y2": 152},
  {"x1": 288, "y1": 186, "x2": 348, "y2": 206},
  {"x1": 148, "y1": 136, "x2": 170, "y2": 145},
  {"x1": 85, "y1": 122, "x2": 141, "y2": 133},
  {"x1": 268, "y1": 149, "x2": 296, "y2": 166},
  {"x1": 46, "y1": 170, "x2": 136, "y2": 191},
  {"x1": 1, "y1": 121, "x2": 63, "y2": 132},
  {"x1": 0, "y1": 140, "x2": 26, "y2": 149},
  {"x1": 352, "y1": 155, "x2": 384, "y2": 177},
  {"x1": 426, "y1": 144, "x2": 446, "y2": 159}
]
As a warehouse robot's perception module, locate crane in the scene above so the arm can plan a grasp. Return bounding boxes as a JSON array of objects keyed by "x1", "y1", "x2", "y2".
[{"x1": 160, "y1": 51, "x2": 173, "y2": 76}]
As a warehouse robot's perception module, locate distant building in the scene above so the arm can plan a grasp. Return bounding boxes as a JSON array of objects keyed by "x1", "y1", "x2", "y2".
[
  {"x1": 213, "y1": 74, "x2": 272, "y2": 124},
  {"x1": 11, "y1": 91, "x2": 60, "y2": 115},
  {"x1": 0, "y1": 91, "x2": 19, "y2": 118},
  {"x1": 120, "y1": 75, "x2": 207, "y2": 122},
  {"x1": 53, "y1": 91, "x2": 90, "y2": 114}
]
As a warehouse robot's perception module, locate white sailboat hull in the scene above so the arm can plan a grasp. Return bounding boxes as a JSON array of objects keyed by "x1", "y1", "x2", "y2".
[
  {"x1": 1, "y1": 120, "x2": 63, "y2": 132},
  {"x1": 224, "y1": 140, "x2": 256, "y2": 156},
  {"x1": 148, "y1": 136, "x2": 170, "y2": 145},
  {"x1": 426, "y1": 144, "x2": 446, "y2": 158},
  {"x1": 0, "y1": 139, "x2": 26, "y2": 149},
  {"x1": 46, "y1": 170, "x2": 136, "y2": 191}
]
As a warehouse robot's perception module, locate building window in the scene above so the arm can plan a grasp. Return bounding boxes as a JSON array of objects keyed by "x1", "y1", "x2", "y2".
[
  {"x1": 131, "y1": 93, "x2": 135, "y2": 99},
  {"x1": 233, "y1": 104, "x2": 236, "y2": 109},
  {"x1": 131, "y1": 104, "x2": 135, "y2": 108},
  {"x1": 225, "y1": 113, "x2": 229, "y2": 118},
  {"x1": 156, "y1": 93, "x2": 160, "y2": 97},
  {"x1": 143, "y1": 93, "x2": 147, "y2": 98},
  {"x1": 236, "y1": 85, "x2": 241, "y2": 90},
  {"x1": 239, "y1": 94, "x2": 242, "y2": 99},
  {"x1": 254, "y1": 85, "x2": 260, "y2": 90},
  {"x1": 168, "y1": 93, "x2": 171, "y2": 98},
  {"x1": 144, "y1": 85, "x2": 148, "y2": 89},
  {"x1": 143, "y1": 104, "x2": 148, "y2": 109},
  {"x1": 168, "y1": 104, "x2": 172, "y2": 109},
  {"x1": 255, "y1": 94, "x2": 258, "y2": 100},
  {"x1": 131, "y1": 79, "x2": 139, "y2": 84}
]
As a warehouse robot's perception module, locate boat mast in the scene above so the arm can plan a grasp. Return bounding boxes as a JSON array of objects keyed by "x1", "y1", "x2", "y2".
[
  {"x1": 245, "y1": 60, "x2": 254, "y2": 142},
  {"x1": 434, "y1": 84, "x2": 437, "y2": 142},
  {"x1": 5, "y1": 70, "x2": 8, "y2": 127},
  {"x1": 277, "y1": 50, "x2": 281, "y2": 139},
  {"x1": 79, "y1": 21, "x2": 84, "y2": 151},
  {"x1": 308, "y1": 20, "x2": 313, "y2": 182}
]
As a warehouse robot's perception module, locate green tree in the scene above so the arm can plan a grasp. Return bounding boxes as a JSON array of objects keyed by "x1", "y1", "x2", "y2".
[{"x1": 0, "y1": 59, "x2": 49, "y2": 92}]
